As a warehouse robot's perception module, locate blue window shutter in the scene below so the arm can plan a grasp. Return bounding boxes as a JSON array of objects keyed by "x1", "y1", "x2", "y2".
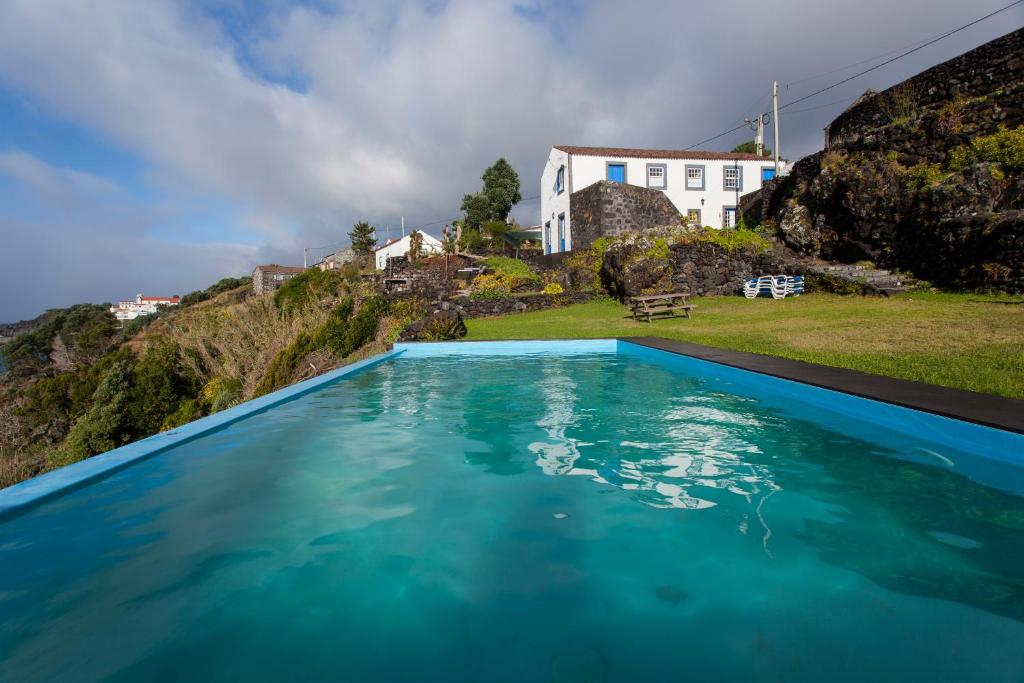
[{"x1": 607, "y1": 164, "x2": 625, "y2": 183}]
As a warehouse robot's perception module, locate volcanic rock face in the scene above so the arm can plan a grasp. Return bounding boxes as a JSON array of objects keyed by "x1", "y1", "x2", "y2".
[{"x1": 743, "y1": 28, "x2": 1024, "y2": 292}]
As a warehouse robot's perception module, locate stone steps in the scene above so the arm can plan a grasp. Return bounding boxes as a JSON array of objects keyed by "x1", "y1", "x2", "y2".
[{"x1": 810, "y1": 261, "x2": 923, "y2": 295}]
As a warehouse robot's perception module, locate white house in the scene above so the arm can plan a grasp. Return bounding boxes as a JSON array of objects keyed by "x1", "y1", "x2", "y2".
[
  {"x1": 374, "y1": 230, "x2": 443, "y2": 270},
  {"x1": 110, "y1": 293, "x2": 180, "y2": 321},
  {"x1": 540, "y1": 145, "x2": 786, "y2": 254}
]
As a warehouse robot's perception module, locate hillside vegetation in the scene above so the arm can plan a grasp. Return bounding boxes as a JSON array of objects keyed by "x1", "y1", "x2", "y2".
[{"x1": 0, "y1": 272, "x2": 412, "y2": 487}]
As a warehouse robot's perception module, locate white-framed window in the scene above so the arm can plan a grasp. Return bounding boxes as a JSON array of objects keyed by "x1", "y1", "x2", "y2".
[
  {"x1": 723, "y1": 207, "x2": 738, "y2": 228},
  {"x1": 555, "y1": 165, "x2": 565, "y2": 194},
  {"x1": 686, "y1": 165, "x2": 704, "y2": 190},
  {"x1": 647, "y1": 164, "x2": 666, "y2": 189},
  {"x1": 724, "y1": 166, "x2": 742, "y2": 190}
]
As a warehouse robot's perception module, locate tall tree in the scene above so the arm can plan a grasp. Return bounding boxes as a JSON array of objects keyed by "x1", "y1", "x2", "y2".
[
  {"x1": 460, "y1": 192, "x2": 490, "y2": 231},
  {"x1": 481, "y1": 157, "x2": 522, "y2": 222},
  {"x1": 348, "y1": 221, "x2": 378, "y2": 253},
  {"x1": 731, "y1": 140, "x2": 771, "y2": 157}
]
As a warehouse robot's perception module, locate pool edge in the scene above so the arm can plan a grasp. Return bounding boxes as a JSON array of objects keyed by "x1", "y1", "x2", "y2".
[
  {"x1": 620, "y1": 337, "x2": 1024, "y2": 435},
  {"x1": 0, "y1": 348, "x2": 403, "y2": 519}
]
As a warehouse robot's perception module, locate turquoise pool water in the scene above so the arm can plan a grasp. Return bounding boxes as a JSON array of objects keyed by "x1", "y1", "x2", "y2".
[{"x1": 2, "y1": 347, "x2": 1024, "y2": 681}]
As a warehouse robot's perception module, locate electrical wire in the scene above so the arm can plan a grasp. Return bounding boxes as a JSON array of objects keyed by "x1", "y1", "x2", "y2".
[{"x1": 779, "y1": 0, "x2": 1023, "y2": 111}]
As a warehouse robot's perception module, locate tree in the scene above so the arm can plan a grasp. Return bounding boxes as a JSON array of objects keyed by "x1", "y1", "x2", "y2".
[
  {"x1": 408, "y1": 231, "x2": 424, "y2": 263},
  {"x1": 348, "y1": 221, "x2": 377, "y2": 253},
  {"x1": 460, "y1": 192, "x2": 490, "y2": 231},
  {"x1": 441, "y1": 225, "x2": 458, "y2": 275},
  {"x1": 481, "y1": 157, "x2": 522, "y2": 222},
  {"x1": 732, "y1": 140, "x2": 771, "y2": 157}
]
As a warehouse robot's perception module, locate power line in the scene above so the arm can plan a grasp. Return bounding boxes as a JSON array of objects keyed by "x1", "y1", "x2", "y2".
[
  {"x1": 680, "y1": 1, "x2": 1021, "y2": 152},
  {"x1": 780, "y1": 1, "x2": 1023, "y2": 111},
  {"x1": 784, "y1": 29, "x2": 965, "y2": 89},
  {"x1": 783, "y1": 95, "x2": 860, "y2": 115}
]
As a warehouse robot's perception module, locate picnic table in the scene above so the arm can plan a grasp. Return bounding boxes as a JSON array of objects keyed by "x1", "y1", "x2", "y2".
[{"x1": 629, "y1": 293, "x2": 695, "y2": 323}]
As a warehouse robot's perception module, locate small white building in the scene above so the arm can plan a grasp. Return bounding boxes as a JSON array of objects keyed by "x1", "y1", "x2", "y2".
[
  {"x1": 374, "y1": 231, "x2": 443, "y2": 270},
  {"x1": 540, "y1": 145, "x2": 787, "y2": 254},
  {"x1": 110, "y1": 294, "x2": 180, "y2": 321}
]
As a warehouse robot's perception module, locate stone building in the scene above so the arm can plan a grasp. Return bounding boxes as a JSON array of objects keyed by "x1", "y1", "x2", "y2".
[
  {"x1": 316, "y1": 248, "x2": 358, "y2": 271},
  {"x1": 252, "y1": 265, "x2": 305, "y2": 295},
  {"x1": 565, "y1": 181, "x2": 683, "y2": 251}
]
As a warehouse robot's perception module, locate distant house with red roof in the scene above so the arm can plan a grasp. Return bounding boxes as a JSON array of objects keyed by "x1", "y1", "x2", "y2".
[{"x1": 109, "y1": 294, "x2": 180, "y2": 321}]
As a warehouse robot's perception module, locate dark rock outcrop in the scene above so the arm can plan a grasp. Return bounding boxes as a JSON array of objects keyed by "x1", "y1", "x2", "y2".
[{"x1": 742, "y1": 28, "x2": 1024, "y2": 292}]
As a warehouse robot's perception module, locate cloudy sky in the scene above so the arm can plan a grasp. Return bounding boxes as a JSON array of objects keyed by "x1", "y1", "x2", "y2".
[{"x1": 0, "y1": 0, "x2": 1019, "y2": 321}]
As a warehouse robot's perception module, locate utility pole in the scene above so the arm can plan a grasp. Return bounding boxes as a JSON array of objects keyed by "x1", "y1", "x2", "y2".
[
  {"x1": 755, "y1": 114, "x2": 764, "y2": 157},
  {"x1": 772, "y1": 80, "x2": 781, "y2": 175}
]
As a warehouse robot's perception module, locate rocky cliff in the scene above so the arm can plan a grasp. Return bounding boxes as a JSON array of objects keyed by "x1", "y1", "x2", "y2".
[{"x1": 743, "y1": 28, "x2": 1024, "y2": 292}]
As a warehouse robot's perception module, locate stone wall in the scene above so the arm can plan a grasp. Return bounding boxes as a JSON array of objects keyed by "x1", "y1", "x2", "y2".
[
  {"x1": 602, "y1": 234, "x2": 793, "y2": 299},
  {"x1": 440, "y1": 291, "x2": 596, "y2": 318},
  {"x1": 569, "y1": 180, "x2": 682, "y2": 250},
  {"x1": 826, "y1": 28, "x2": 1024, "y2": 149}
]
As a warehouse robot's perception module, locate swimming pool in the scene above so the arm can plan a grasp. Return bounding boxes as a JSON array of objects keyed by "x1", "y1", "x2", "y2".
[{"x1": 2, "y1": 340, "x2": 1023, "y2": 681}]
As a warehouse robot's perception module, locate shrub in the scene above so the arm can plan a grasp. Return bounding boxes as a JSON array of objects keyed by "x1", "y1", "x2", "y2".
[
  {"x1": 948, "y1": 125, "x2": 1024, "y2": 173},
  {"x1": 419, "y1": 311, "x2": 467, "y2": 341},
  {"x1": 564, "y1": 237, "x2": 612, "y2": 293},
  {"x1": 255, "y1": 296, "x2": 389, "y2": 397},
  {"x1": 677, "y1": 227, "x2": 770, "y2": 253},
  {"x1": 906, "y1": 162, "x2": 947, "y2": 192},
  {"x1": 470, "y1": 273, "x2": 513, "y2": 299},
  {"x1": 483, "y1": 256, "x2": 540, "y2": 290},
  {"x1": 273, "y1": 269, "x2": 348, "y2": 314},
  {"x1": 179, "y1": 276, "x2": 251, "y2": 308},
  {"x1": 542, "y1": 282, "x2": 564, "y2": 295},
  {"x1": 52, "y1": 359, "x2": 137, "y2": 467}
]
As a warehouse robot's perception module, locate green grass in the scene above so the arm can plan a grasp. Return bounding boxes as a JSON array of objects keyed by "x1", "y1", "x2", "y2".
[{"x1": 465, "y1": 293, "x2": 1024, "y2": 399}]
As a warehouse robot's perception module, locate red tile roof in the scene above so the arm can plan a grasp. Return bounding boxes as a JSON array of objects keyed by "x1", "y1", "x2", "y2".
[
  {"x1": 554, "y1": 145, "x2": 771, "y2": 162},
  {"x1": 140, "y1": 296, "x2": 179, "y2": 302}
]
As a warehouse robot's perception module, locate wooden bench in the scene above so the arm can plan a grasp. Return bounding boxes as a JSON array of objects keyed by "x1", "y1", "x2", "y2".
[{"x1": 629, "y1": 293, "x2": 695, "y2": 323}]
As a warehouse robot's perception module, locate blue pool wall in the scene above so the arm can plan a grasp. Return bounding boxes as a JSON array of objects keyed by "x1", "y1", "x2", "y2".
[
  {"x1": 2, "y1": 338, "x2": 1021, "y2": 517},
  {"x1": 616, "y1": 340, "x2": 1024, "y2": 481},
  {"x1": 0, "y1": 350, "x2": 401, "y2": 517}
]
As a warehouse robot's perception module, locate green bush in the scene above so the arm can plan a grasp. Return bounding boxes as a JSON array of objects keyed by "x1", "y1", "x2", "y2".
[
  {"x1": 542, "y1": 282, "x2": 564, "y2": 295},
  {"x1": 273, "y1": 269, "x2": 347, "y2": 314},
  {"x1": 677, "y1": 227, "x2": 771, "y2": 253},
  {"x1": 948, "y1": 125, "x2": 1024, "y2": 173},
  {"x1": 470, "y1": 274, "x2": 513, "y2": 300},
  {"x1": 131, "y1": 339, "x2": 200, "y2": 435},
  {"x1": 53, "y1": 359, "x2": 138, "y2": 467},
  {"x1": 2, "y1": 304, "x2": 116, "y2": 375},
  {"x1": 179, "y1": 276, "x2": 251, "y2": 308},
  {"x1": 255, "y1": 296, "x2": 389, "y2": 396},
  {"x1": 906, "y1": 162, "x2": 947, "y2": 192}
]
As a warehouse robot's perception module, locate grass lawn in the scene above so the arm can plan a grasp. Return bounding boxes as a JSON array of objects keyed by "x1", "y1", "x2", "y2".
[{"x1": 464, "y1": 293, "x2": 1024, "y2": 399}]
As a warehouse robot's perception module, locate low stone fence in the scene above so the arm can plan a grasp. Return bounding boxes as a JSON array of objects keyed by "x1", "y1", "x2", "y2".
[{"x1": 436, "y1": 291, "x2": 596, "y2": 318}]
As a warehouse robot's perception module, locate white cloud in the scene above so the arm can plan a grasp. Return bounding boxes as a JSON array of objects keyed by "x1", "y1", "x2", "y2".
[{"x1": 0, "y1": 0, "x2": 1017, "y2": 319}]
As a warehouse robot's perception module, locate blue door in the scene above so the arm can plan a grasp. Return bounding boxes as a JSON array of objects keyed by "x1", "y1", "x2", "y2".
[
  {"x1": 607, "y1": 163, "x2": 625, "y2": 183},
  {"x1": 544, "y1": 221, "x2": 552, "y2": 254},
  {"x1": 558, "y1": 214, "x2": 566, "y2": 252},
  {"x1": 761, "y1": 168, "x2": 776, "y2": 182}
]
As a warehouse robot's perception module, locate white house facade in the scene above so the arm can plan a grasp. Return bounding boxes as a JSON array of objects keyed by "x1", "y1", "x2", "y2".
[
  {"x1": 540, "y1": 145, "x2": 786, "y2": 254},
  {"x1": 109, "y1": 294, "x2": 180, "y2": 321},
  {"x1": 374, "y1": 230, "x2": 443, "y2": 270}
]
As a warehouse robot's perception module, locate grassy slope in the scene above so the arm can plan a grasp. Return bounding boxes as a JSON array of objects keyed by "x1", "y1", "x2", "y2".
[{"x1": 464, "y1": 293, "x2": 1024, "y2": 399}]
